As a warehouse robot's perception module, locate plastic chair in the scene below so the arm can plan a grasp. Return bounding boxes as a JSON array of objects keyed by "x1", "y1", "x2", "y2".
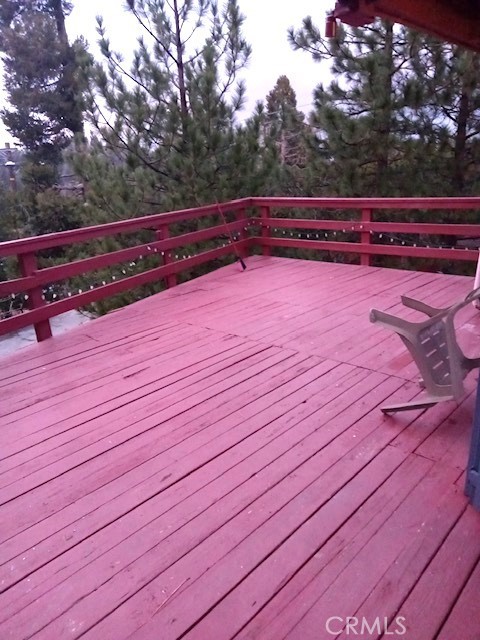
[{"x1": 369, "y1": 288, "x2": 480, "y2": 414}]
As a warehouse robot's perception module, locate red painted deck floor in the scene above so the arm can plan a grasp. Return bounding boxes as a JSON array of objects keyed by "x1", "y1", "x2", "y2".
[{"x1": 1, "y1": 256, "x2": 480, "y2": 640}]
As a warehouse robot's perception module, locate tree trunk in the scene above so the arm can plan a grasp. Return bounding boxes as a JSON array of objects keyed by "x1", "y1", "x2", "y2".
[
  {"x1": 50, "y1": 0, "x2": 84, "y2": 137},
  {"x1": 375, "y1": 22, "x2": 394, "y2": 196},
  {"x1": 173, "y1": 0, "x2": 189, "y2": 128},
  {"x1": 49, "y1": 0, "x2": 69, "y2": 48},
  {"x1": 453, "y1": 67, "x2": 471, "y2": 194}
]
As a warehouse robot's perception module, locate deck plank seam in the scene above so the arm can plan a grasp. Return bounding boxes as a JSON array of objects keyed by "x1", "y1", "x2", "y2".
[{"x1": 0, "y1": 348, "x2": 306, "y2": 505}]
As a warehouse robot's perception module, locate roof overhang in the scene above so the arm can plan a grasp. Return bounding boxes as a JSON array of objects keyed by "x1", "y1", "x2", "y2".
[{"x1": 331, "y1": 0, "x2": 480, "y2": 51}]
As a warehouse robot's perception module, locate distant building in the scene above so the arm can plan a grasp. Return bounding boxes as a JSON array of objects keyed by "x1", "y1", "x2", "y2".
[
  {"x1": 0, "y1": 143, "x2": 84, "y2": 197},
  {"x1": 0, "y1": 144, "x2": 23, "y2": 191}
]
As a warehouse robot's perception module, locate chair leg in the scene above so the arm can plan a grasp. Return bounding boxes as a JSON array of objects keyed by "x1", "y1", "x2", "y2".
[{"x1": 381, "y1": 395, "x2": 454, "y2": 414}]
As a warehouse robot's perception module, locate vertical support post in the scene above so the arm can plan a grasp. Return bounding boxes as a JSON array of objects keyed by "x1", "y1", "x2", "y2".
[
  {"x1": 156, "y1": 224, "x2": 177, "y2": 288},
  {"x1": 234, "y1": 207, "x2": 248, "y2": 259},
  {"x1": 260, "y1": 206, "x2": 271, "y2": 257},
  {"x1": 473, "y1": 249, "x2": 480, "y2": 309},
  {"x1": 360, "y1": 208, "x2": 372, "y2": 267},
  {"x1": 18, "y1": 252, "x2": 52, "y2": 342},
  {"x1": 465, "y1": 374, "x2": 480, "y2": 510}
]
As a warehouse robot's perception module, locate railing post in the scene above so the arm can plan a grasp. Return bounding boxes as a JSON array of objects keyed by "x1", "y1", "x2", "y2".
[
  {"x1": 18, "y1": 252, "x2": 52, "y2": 342},
  {"x1": 360, "y1": 208, "x2": 372, "y2": 267},
  {"x1": 260, "y1": 206, "x2": 271, "y2": 257},
  {"x1": 156, "y1": 224, "x2": 177, "y2": 288},
  {"x1": 234, "y1": 207, "x2": 249, "y2": 259}
]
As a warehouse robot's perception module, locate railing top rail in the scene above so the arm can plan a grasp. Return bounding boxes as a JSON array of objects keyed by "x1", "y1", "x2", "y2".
[
  {"x1": 3, "y1": 195, "x2": 480, "y2": 258},
  {"x1": 0, "y1": 197, "x2": 252, "y2": 257},
  {"x1": 252, "y1": 196, "x2": 480, "y2": 209}
]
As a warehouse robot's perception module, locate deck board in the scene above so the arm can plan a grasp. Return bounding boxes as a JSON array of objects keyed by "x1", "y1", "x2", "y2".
[{"x1": 1, "y1": 256, "x2": 480, "y2": 640}]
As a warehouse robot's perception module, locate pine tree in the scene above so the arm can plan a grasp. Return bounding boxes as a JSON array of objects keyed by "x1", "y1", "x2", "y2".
[
  {"x1": 77, "y1": 0, "x2": 272, "y2": 214},
  {"x1": 0, "y1": 1, "x2": 84, "y2": 168},
  {"x1": 0, "y1": 2, "x2": 88, "y2": 240},
  {"x1": 290, "y1": 17, "x2": 480, "y2": 198},
  {"x1": 255, "y1": 75, "x2": 323, "y2": 196},
  {"x1": 405, "y1": 40, "x2": 480, "y2": 195},
  {"x1": 264, "y1": 76, "x2": 307, "y2": 167},
  {"x1": 289, "y1": 19, "x2": 419, "y2": 196}
]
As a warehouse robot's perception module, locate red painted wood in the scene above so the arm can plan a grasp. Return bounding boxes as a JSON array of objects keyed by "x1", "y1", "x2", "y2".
[
  {"x1": 0, "y1": 278, "x2": 237, "y2": 381},
  {"x1": 343, "y1": 489, "x2": 467, "y2": 640},
  {"x1": 256, "y1": 236, "x2": 479, "y2": 261},
  {"x1": 265, "y1": 463, "x2": 462, "y2": 640},
  {"x1": 186, "y1": 450, "x2": 430, "y2": 640},
  {"x1": 234, "y1": 207, "x2": 249, "y2": 258},
  {"x1": 18, "y1": 252, "x2": 52, "y2": 342},
  {"x1": 137, "y1": 449, "x2": 414, "y2": 640},
  {"x1": 156, "y1": 223, "x2": 177, "y2": 288},
  {"x1": 8, "y1": 377, "x2": 409, "y2": 640},
  {"x1": 313, "y1": 274, "x2": 475, "y2": 370},
  {"x1": 386, "y1": 507, "x2": 480, "y2": 640},
  {"x1": 0, "y1": 352, "x2": 318, "y2": 540},
  {"x1": 0, "y1": 240, "x2": 251, "y2": 336},
  {"x1": 1, "y1": 196, "x2": 479, "y2": 260},
  {"x1": 0, "y1": 257, "x2": 478, "y2": 640},
  {"x1": 0, "y1": 331, "x2": 246, "y2": 442},
  {"x1": 252, "y1": 195, "x2": 480, "y2": 210},
  {"x1": 3, "y1": 196, "x2": 480, "y2": 343},
  {"x1": 360, "y1": 207, "x2": 372, "y2": 266},
  {"x1": 253, "y1": 216, "x2": 480, "y2": 236},
  {"x1": 437, "y1": 557, "x2": 480, "y2": 640},
  {"x1": 0, "y1": 358, "x2": 342, "y2": 628},
  {"x1": 1, "y1": 335, "x2": 244, "y2": 426},
  {"x1": 71, "y1": 383, "x2": 421, "y2": 640},
  {"x1": 0, "y1": 220, "x2": 246, "y2": 296},
  {"x1": 0, "y1": 363, "x2": 374, "y2": 615},
  {"x1": 243, "y1": 476, "x2": 468, "y2": 640},
  {"x1": 237, "y1": 460, "x2": 461, "y2": 640},
  {"x1": 0, "y1": 347, "x2": 296, "y2": 500},
  {"x1": 0, "y1": 274, "x2": 37, "y2": 297},
  {"x1": 0, "y1": 345, "x2": 300, "y2": 504},
  {"x1": 259, "y1": 205, "x2": 271, "y2": 256},
  {"x1": 0, "y1": 315, "x2": 205, "y2": 386},
  {"x1": 414, "y1": 391, "x2": 476, "y2": 465},
  {"x1": 0, "y1": 198, "x2": 252, "y2": 257},
  {"x1": 0, "y1": 362, "x2": 367, "y2": 603},
  {"x1": 0, "y1": 318, "x2": 181, "y2": 388}
]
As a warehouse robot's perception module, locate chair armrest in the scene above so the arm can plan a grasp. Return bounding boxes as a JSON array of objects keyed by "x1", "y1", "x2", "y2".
[
  {"x1": 465, "y1": 287, "x2": 480, "y2": 305},
  {"x1": 400, "y1": 295, "x2": 446, "y2": 317},
  {"x1": 370, "y1": 308, "x2": 418, "y2": 341}
]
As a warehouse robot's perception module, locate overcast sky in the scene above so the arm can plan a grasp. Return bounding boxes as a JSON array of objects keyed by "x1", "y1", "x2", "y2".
[{"x1": 0, "y1": 0, "x2": 333, "y2": 144}]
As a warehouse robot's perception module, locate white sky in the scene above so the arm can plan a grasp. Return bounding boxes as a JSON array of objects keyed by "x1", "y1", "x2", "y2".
[{"x1": 0, "y1": 0, "x2": 333, "y2": 144}]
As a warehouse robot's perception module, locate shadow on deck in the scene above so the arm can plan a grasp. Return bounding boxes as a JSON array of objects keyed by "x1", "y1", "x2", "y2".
[{"x1": 1, "y1": 256, "x2": 480, "y2": 640}]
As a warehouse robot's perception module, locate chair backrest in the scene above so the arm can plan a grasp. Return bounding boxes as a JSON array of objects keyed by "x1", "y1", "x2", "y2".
[
  {"x1": 417, "y1": 319, "x2": 453, "y2": 386},
  {"x1": 370, "y1": 288, "x2": 480, "y2": 402},
  {"x1": 408, "y1": 311, "x2": 464, "y2": 399}
]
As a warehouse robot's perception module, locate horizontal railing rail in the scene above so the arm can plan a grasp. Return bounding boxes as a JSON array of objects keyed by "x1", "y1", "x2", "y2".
[
  {"x1": 0, "y1": 198, "x2": 252, "y2": 341},
  {"x1": 251, "y1": 196, "x2": 480, "y2": 209},
  {"x1": 2, "y1": 195, "x2": 480, "y2": 343},
  {"x1": 249, "y1": 196, "x2": 480, "y2": 265},
  {"x1": 0, "y1": 219, "x2": 248, "y2": 298},
  {"x1": 0, "y1": 198, "x2": 251, "y2": 257}
]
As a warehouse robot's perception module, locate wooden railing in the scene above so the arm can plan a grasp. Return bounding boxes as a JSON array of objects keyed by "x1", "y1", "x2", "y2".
[
  {"x1": 1, "y1": 196, "x2": 480, "y2": 342},
  {"x1": 0, "y1": 199, "x2": 250, "y2": 341},
  {"x1": 250, "y1": 197, "x2": 480, "y2": 266}
]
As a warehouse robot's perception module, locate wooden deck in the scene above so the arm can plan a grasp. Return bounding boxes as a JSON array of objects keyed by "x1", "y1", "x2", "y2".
[{"x1": 1, "y1": 255, "x2": 480, "y2": 640}]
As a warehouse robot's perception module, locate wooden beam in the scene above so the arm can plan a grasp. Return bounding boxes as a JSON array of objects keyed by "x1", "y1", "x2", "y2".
[{"x1": 348, "y1": 0, "x2": 480, "y2": 51}]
